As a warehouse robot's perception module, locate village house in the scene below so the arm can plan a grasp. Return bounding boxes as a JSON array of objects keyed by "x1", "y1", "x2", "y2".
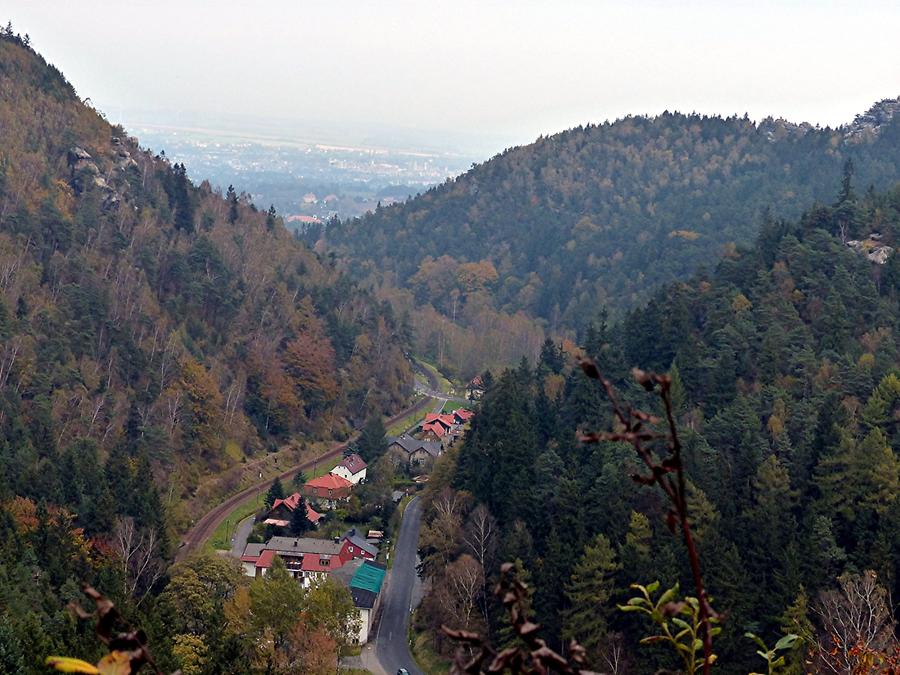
[
  {"x1": 263, "y1": 492, "x2": 323, "y2": 529},
  {"x1": 466, "y1": 376, "x2": 485, "y2": 400},
  {"x1": 302, "y1": 473, "x2": 353, "y2": 509},
  {"x1": 239, "y1": 530, "x2": 379, "y2": 586},
  {"x1": 343, "y1": 528, "x2": 378, "y2": 560},
  {"x1": 347, "y1": 561, "x2": 386, "y2": 644},
  {"x1": 329, "y1": 453, "x2": 368, "y2": 484},
  {"x1": 387, "y1": 435, "x2": 443, "y2": 472},
  {"x1": 419, "y1": 412, "x2": 466, "y2": 448},
  {"x1": 452, "y1": 408, "x2": 474, "y2": 425}
]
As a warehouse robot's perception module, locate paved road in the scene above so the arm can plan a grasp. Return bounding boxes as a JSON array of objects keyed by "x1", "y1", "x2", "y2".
[
  {"x1": 375, "y1": 497, "x2": 424, "y2": 675},
  {"x1": 230, "y1": 514, "x2": 256, "y2": 558}
]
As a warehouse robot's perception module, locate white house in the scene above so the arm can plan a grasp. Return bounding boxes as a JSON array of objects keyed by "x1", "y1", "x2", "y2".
[
  {"x1": 347, "y1": 561, "x2": 386, "y2": 644},
  {"x1": 330, "y1": 453, "x2": 368, "y2": 484}
]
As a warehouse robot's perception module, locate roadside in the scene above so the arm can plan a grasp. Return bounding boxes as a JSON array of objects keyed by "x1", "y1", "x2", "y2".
[{"x1": 229, "y1": 514, "x2": 255, "y2": 558}]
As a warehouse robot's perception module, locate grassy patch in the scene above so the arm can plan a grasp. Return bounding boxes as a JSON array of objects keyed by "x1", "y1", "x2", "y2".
[
  {"x1": 386, "y1": 395, "x2": 436, "y2": 436},
  {"x1": 207, "y1": 498, "x2": 263, "y2": 552},
  {"x1": 224, "y1": 440, "x2": 243, "y2": 462},
  {"x1": 416, "y1": 358, "x2": 454, "y2": 395},
  {"x1": 303, "y1": 459, "x2": 340, "y2": 480},
  {"x1": 441, "y1": 399, "x2": 463, "y2": 414},
  {"x1": 411, "y1": 623, "x2": 451, "y2": 675}
]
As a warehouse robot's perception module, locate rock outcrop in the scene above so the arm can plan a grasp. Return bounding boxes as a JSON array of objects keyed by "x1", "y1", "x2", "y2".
[
  {"x1": 845, "y1": 97, "x2": 900, "y2": 139},
  {"x1": 846, "y1": 233, "x2": 894, "y2": 265}
]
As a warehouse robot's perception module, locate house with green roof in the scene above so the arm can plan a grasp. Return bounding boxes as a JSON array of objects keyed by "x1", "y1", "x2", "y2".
[{"x1": 348, "y1": 560, "x2": 387, "y2": 644}]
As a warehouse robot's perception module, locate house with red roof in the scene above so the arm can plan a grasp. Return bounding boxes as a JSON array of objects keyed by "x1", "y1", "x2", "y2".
[
  {"x1": 302, "y1": 473, "x2": 353, "y2": 508},
  {"x1": 423, "y1": 412, "x2": 456, "y2": 430},
  {"x1": 263, "y1": 492, "x2": 322, "y2": 528},
  {"x1": 420, "y1": 421, "x2": 446, "y2": 442},
  {"x1": 239, "y1": 531, "x2": 379, "y2": 586},
  {"x1": 330, "y1": 453, "x2": 368, "y2": 484},
  {"x1": 452, "y1": 408, "x2": 474, "y2": 424}
]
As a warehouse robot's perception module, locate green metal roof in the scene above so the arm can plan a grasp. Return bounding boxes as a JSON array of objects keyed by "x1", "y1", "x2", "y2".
[{"x1": 349, "y1": 561, "x2": 386, "y2": 594}]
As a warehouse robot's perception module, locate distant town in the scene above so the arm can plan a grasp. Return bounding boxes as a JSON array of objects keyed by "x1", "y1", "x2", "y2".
[{"x1": 131, "y1": 123, "x2": 478, "y2": 223}]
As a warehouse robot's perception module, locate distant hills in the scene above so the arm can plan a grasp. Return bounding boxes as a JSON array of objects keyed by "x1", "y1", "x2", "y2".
[{"x1": 325, "y1": 97, "x2": 900, "y2": 376}]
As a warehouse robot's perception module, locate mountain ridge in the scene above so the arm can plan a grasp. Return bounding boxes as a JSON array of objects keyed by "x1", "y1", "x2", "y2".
[{"x1": 324, "y1": 98, "x2": 900, "y2": 377}]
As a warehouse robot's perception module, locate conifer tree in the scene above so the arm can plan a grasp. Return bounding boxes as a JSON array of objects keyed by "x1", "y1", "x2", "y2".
[
  {"x1": 264, "y1": 478, "x2": 285, "y2": 510},
  {"x1": 357, "y1": 413, "x2": 387, "y2": 464},
  {"x1": 226, "y1": 185, "x2": 239, "y2": 224},
  {"x1": 562, "y1": 533, "x2": 620, "y2": 661},
  {"x1": 290, "y1": 497, "x2": 312, "y2": 536}
]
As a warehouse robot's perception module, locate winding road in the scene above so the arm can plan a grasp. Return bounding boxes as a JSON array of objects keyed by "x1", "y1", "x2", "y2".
[{"x1": 175, "y1": 366, "x2": 439, "y2": 562}]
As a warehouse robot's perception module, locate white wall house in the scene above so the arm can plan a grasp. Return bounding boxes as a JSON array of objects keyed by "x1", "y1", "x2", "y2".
[{"x1": 330, "y1": 453, "x2": 368, "y2": 484}]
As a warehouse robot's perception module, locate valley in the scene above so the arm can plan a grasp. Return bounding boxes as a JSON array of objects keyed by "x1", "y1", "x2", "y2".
[{"x1": 0, "y1": 15, "x2": 898, "y2": 675}]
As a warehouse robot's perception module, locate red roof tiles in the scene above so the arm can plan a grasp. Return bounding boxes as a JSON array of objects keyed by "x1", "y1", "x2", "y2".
[{"x1": 306, "y1": 474, "x2": 353, "y2": 491}]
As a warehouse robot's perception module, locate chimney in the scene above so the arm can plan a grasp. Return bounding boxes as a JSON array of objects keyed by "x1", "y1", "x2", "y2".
[
  {"x1": 293, "y1": 540, "x2": 297, "y2": 547},
  {"x1": 333, "y1": 537, "x2": 340, "y2": 544}
]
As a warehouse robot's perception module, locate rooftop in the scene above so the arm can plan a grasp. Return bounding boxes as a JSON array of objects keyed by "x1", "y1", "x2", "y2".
[
  {"x1": 349, "y1": 560, "x2": 387, "y2": 602},
  {"x1": 344, "y1": 528, "x2": 379, "y2": 557},
  {"x1": 305, "y1": 473, "x2": 353, "y2": 491},
  {"x1": 389, "y1": 435, "x2": 442, "y2": 457},
  {"x1": 265, "y1": 536, "x2": 344, "y2": 556},
  {"x1": 335, "y1": 453, "x2": 368, "y2": 474}
]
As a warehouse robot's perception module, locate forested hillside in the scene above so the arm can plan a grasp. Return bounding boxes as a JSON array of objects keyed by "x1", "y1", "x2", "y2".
[
  {"x1": 416, "y1": 185, "x2": 900, "y2": 673},
  {"x1": 0, "y1": 31, "x2": 411, "y2": 671},
  {"x1": 325, "y1": 98, "x2": 900, "y2": 377}
]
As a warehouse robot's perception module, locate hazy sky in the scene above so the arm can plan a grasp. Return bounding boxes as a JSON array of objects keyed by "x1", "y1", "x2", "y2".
[{"x1": 6, "y1": 1, "x2": 900, "y2": 155}]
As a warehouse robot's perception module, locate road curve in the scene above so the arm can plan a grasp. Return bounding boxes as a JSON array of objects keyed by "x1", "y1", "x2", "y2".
[
  {"x1": 175, "y1": 368, "x2": 439, "y2": 562},
  {"x1": 375, "y1": 496, "x2": 424, "y2": 675}
]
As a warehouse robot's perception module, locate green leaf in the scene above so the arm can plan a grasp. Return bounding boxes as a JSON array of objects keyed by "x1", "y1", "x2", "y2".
[
  {"x1": 617, "y1": 604, "x2": 646, "y2": 613},
  {"x1": 745, "y1": 632, "x2": 768, "y2": 650},
  {"x1": 639, "y1": 636, "x2": 667, "y2": 645},
  {"x1": 656, "y1": 584, "x2": 679, "y2": 607},
  {"x1": 646, "y1": 580, "x2": 661, "y2": 594},
  {"x1": 774, "y1": 634, "x2": 800, "y2": 651},
  {"x1": 672, "y1": 617, "x2": 691, "y2": 631}
]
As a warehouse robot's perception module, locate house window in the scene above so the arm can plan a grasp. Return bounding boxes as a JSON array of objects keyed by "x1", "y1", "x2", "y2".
[{"x1": 349, "y1": 546, "x2": 354, "y2": 553}]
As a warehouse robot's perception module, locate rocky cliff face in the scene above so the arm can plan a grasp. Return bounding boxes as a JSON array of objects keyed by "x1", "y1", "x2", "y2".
[{"x1": 846, "y1": 97, "x2": 900, "y2": 138}]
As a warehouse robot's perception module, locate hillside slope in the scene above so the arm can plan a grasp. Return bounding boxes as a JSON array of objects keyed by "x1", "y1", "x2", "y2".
[
  {"x1": 0, "y1": 33, "x2": 412, "y2": 521},
  {"x1": 423, "y1": 185, "x2": 900, "y2": 673},
  {"x1": 326, "y1": 99, "x2": 900, "y2": 375}
]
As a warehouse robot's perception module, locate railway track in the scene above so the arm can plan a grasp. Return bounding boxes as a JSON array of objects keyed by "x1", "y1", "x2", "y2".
[{"x1": 175, "y1": 365, "x2": 440, "y2": 562}]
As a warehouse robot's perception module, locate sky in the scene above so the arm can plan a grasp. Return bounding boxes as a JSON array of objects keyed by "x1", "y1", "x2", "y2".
[{"x1": 5, "y1": 0, "x2": 900, "y2": 156}]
